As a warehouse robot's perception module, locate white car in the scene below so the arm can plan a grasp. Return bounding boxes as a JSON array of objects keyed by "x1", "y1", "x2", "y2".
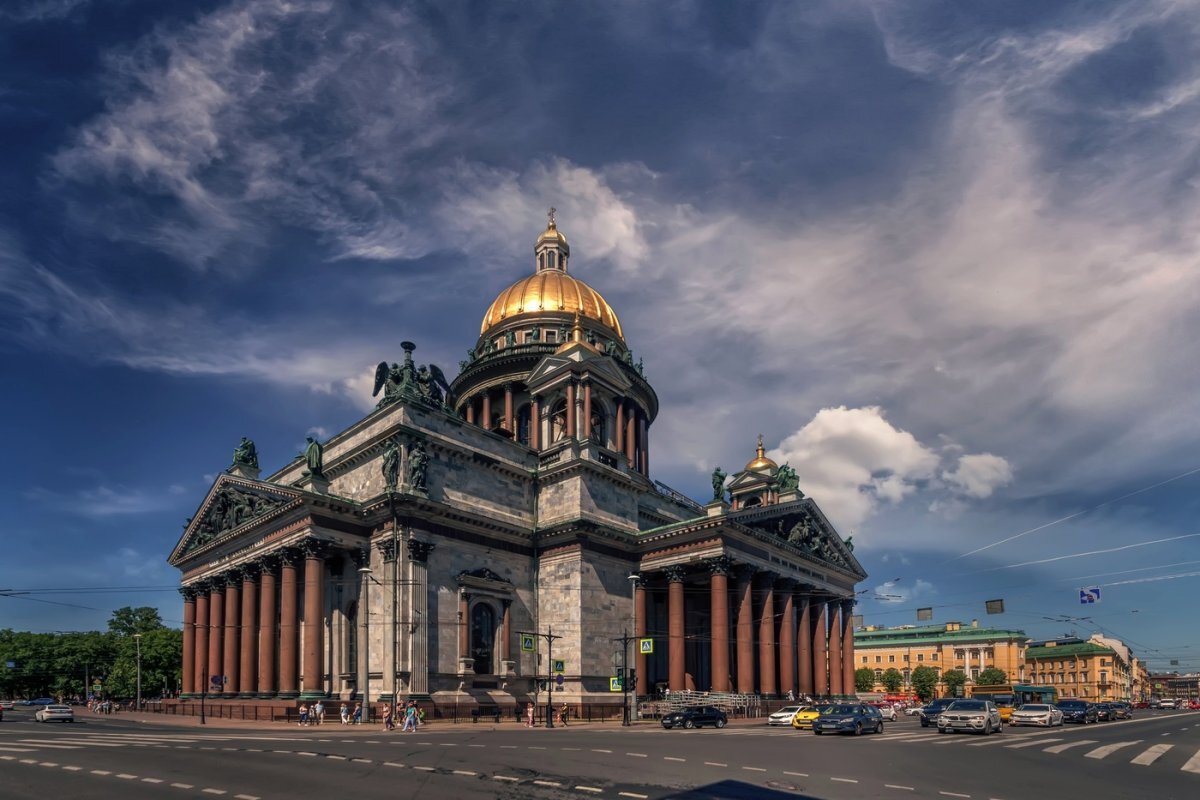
[
  {"x1": 768, "y1": 705, "x2": 804, "y2": 726},
  {"x1": 904, "y1": 705, "x2": 923, "y2": 716},
  {"x1": 1158, "y1": 699, "x2": 1177, "y2": 710},
  {"x1": 35, "y1": 704, "x2": 74, "y2": 723},
  {"x1": 871, "y1": 704, "x2": 898, "y2": 721},
  {"x1": 1009, "y1": 703, "x2": 1063, "y2": 727},
  {"x1": 937, "y1": 699, "x2": 1002, "y2": 735},
  {"x1": 0, "y1": 700, "x2": 15, "y2": 710}
]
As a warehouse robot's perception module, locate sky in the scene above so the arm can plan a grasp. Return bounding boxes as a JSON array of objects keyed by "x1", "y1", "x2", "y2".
[{"x1": 1, "y1": 0, "x2": 1198, "y2": 674}]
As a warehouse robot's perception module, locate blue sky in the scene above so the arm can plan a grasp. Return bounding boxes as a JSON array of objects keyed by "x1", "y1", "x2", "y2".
[{"x1": 2, "y1": 0, "x2": 1197, "y2": 674}]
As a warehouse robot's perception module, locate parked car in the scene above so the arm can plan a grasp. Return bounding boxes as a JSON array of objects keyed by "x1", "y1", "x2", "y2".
[
  {"x1": 904, "y1": 705, "x2": 924, "y2": 716},
  {"x1": 34, "y1": 704, "x2": 74, "y2": 723},
  {"x1": 768, "y1": 705, "x2": 805, "y2": 726},
  {"x1": 0, "y1": 700, "x2": 15, "y2": 711},
  {"x1": 812, "y1": 703, "x2": 884, "y2": 736},
  {"x1": 1094, "y1": 703, "x2": 1115, "y2": 721},
  {"x1": 869, "y1": 703, "x2": 898, "y2": 721},
  {"x1": 937, "y1": 699, "x2": 1002, "y2": 735},
  {"x1": 661, "y1": 706, "x2": 727, "y2": 729},
  {"x1": 1109, "y1": 702, "x2": 1132, "y2": 719},
  {"x1": 919, "y1": 698, "x2": 957, "y2": 728},
  {"x1": 31, "y1": 698, "x2": 55, "y2": 706},
  {"x1": 1057, "y1": 699, "x2": 1098, "y2": 724},
  {"x1": 1009, "y1": 703, "x2": 1063, "y2": 727},
  {"x1": 1157, "y1": 699, "x2": 1177, "y2": 710},
  {"x1": 791, "y1": 704, "x2": 833, "y2": 730}
]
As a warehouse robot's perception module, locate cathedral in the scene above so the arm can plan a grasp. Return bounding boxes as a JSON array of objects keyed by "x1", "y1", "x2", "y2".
[{"x1": 168, "y1": 215, "x2": 867, "y2": 716}]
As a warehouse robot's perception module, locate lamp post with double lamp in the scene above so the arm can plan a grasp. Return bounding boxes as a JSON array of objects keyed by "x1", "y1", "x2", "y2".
[
  {"x1": 358, "y1": 564, "x2": 372, "y2": 724},
  {"x1": 626, "y1": 573, "x2": 640, "y2": 725},
  {"x1": 133, "y1": 633, "x2": 142, "y2": 712}
]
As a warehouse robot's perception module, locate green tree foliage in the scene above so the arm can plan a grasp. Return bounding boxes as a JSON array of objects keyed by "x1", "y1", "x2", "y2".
[
  {"x1": 855, "y1": 667, "x2": 876, "y2": 692},
  {"x1": 882, "y1": 667, "x2": 904, "y2": 692},
  {"x1": 911, "y1": 665, "x2": 939, "y2": 701},
  {"x1": 0, "y1": 607, "x2": 180, "y2": 701},
  {"x1": 942, "y1": 668, "x2": 968, "y2": 696},
  {"x1": 976, "y1": 667, "x2": 1008, "y2": 686}
]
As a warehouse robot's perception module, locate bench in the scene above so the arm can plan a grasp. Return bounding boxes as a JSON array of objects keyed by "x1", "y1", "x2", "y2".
[{"x1": 471, "y1": 707, "x2": 502, "y2": 723}]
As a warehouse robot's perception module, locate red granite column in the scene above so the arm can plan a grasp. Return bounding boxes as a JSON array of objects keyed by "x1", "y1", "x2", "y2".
[
  {"x1": 615, "y1": 399, "x2": 625, "y2": 454},
  {"x1": 239, "y1": 569, "x2": 258, "y2": 698},
  {"x1": 639, "y1": 414, "x2": 649, "y2": 475},
  {"x1": 181, "y1": 587, "x2": 196, "y2": 698},
  {"x1": 566, "y1": 381, "x2": 577, "y2": 439},
  {"x1": 481, "y1": 392, "x2": 492, "y2": 431},
  {"x1": 207, "y1": 582, "x2": 224, "y2": 695},
  {"x1": 735, "y1": 568, "x2": 755, "y2": 694},
  {"x1": 778, "y1": 581, "x2": 795, "y2": 700},
  {"x1": 828, "y1": 601, "x2": 844, "y2": 697},
  {"x1": 504, "y1": 384, "x2": 514, "y2": 434},
  {"x1": 258, "y1": 558, "x2": 278, "y2": 697},
  {"x1": 813, "y1": 600, "x2": 829, "y2": 697},
  {"x1": 222, "y1": 573, "x2": 240, "y2": 697},
  {"x1": 708, "y1": 559, "x2": 731, "y2": 693},
  {"x1": 194, "y1": 587, "x2": 209, "y2": 695},
  {"x1": 582, "y1": 381, "x2": 592, "y2": 441},
  {"x1": 278, "y1": 550, "x2": 300, "y2": 698},
  {"x1": 665, "y1": 566, "x2": 687, "y2": 691},
  {"x1": 634, "y1": 576, "x2": 647, "y2": 696},
  {"x1": 530, "y1": 396, "x2": 541, "y2": 449},
  {"x1": 625, "y1": 402, "x2": 636, "y2": 465},
  {"x1": 301, "y1": 541, "x2": 325, "y2": 698},
  {"x1": 842, "y1": 600, "x2": 856, "y2": 697},
  {"x1": 758, "y1": 575, "x2": 777, "y2": 696},
  {"x1": 797, "y1": 593, "x2": 813, "y2": 697},
  {"x1": 458, "y1": 591, "x2": 470, "y2": 661},
  {"x1": 465, "y1": 397, "x2": 475, "y2": 425}
]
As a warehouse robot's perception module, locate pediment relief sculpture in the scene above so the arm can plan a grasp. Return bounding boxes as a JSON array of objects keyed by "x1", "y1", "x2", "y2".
[{"x1": 185, "y1": 486, "x2": 286, "y2": 554}]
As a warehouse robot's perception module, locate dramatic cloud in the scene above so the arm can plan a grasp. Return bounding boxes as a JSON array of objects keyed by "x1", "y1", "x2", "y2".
[
  {"x1": 943, "y1": 454, "x2": 1014, "y2": 499},
  {"x1": 872, "y1": 578, "x2": 935, "y2": 605}
]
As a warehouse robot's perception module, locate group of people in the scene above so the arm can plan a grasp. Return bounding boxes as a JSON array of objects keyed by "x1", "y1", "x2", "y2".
[
  {"x1": 382, "y1": 700, "x2": 424, "y2": 732},
  {"x1": 523, "y1": 702, "x2": 570, "y2": 727}
]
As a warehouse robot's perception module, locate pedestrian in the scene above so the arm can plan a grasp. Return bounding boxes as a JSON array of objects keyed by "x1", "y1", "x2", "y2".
[
  {"x1": 525, "y1": 702, "x2": 535, "y2": 728},
  {"x1": 560, "y1": 702, "x2": 569, "y2": 726},
  {"x1": 314, "y1": 699, "x2": 325, "y2": 725},
  {"x1": 298, "y1": 703, "x2": 309, "y2": 727},
  {"x1": 353, "y1": 702, "x2": 362, "y2": 725},
  {"x1": 339, "y1": 703, "x2": 349, "y2": 724},
  {"x1": 402, "y1": 701, "x2": 418, "y2": 732},
  {"x1": 382, "y1": 703, "x2": 393, "y2": 731}
]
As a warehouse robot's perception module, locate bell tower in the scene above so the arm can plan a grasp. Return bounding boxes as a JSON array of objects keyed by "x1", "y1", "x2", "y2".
[{"x1": 535, "y1": 207, "x2": 570, "y2": 273}]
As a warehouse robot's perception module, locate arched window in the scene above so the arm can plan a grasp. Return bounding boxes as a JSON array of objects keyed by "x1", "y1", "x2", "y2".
[
  {"x1": 346, "y1": 601, "x2": 358, "y2": 674},
  {"x1": 470, "y1": 603, "x2": 496, "y2": 675},
  {"x1": 550, "y1": 399, "x2": 568, "y2": 442}
]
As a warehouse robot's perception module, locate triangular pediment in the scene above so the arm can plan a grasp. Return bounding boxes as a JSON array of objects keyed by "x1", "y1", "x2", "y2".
[
  {"x1": 527, "y1": 348, "x2": 632, "y2": 392},
  {"x1": 731, "y1": 499, "x2": 867, "y2": 579},
  {"x1": 168, "y1": 476, "x2": 304, "y2": 565}
]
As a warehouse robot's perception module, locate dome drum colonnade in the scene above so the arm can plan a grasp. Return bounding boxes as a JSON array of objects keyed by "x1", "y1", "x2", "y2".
[{"x1": 631, "y1": 560, "x2": 856, "y2": 699}]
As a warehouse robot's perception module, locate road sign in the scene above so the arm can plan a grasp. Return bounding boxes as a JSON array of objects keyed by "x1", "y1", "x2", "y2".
[
  {"x1": 610, "y1": 676, "x2": 623, "y2": 692},
  {"x1": 639, "y1": 638, "x2": 654, "y2": 654},
  {"x1": 552, "y1": 659, "x2": 565, "y2": 673},
  {"x1": 211, "y1": 674, "x2": 226, "y2": 686},
  {"x1": 555, "y1": 674, "x2": 564, "y2": 687},
  {"x1": 1079, "y1": 587, "x2": 1101, "y2": 604},
  {"x1": 520, "y1": 635, "x2": 536, "y2": 652}
]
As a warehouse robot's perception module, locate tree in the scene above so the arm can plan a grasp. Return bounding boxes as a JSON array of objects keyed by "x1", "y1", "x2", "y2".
[
  {"x1": 882, "y1": 668, "x2": 903, "y2": 692},
  {"x1": 107, "y1": 607, "x2": 165, "y2": 638},
  {"x1": 977, "y1": 667, "x2": 1008, "y2": 686},
  {"x1": 942, "y1": 669, "x2": 967, "y2": 697},
  {"x1": 911, "y1": 665, "x2": 939, "y2": 701},
  {"x1": 855, "y1": 667, "x2": 876, "y2": 693}
]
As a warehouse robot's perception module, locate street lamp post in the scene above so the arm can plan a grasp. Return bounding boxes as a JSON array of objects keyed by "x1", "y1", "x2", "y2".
[
  {"x1": 359, "y1": 565, "x2": 372, "y2": 725},
  {"x1": 627, "y1": 573, "x2": 639, "y2": 725},
  {"x1": 133, "y1": 633, "x2": 142, "y2": 712}
]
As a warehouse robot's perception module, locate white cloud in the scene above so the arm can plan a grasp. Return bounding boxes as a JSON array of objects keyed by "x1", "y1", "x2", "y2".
[
  {"x1": 872, "y1": 578, "x2": 935, "y2": 605},
  {"x1": 943, "y1": 453, "x2": 1014, "y2": 499},
  {"x1": 24, "y1": 484, "x2": 181, "y2": 518}
]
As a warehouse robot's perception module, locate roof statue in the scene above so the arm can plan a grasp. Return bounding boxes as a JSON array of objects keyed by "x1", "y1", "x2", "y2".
[
  {"x1": 372, "y1": 341, "x2": 453, "y2": 411},
  {"x1": 231, "y1": 437, "x2": 259, "y2": 470}
]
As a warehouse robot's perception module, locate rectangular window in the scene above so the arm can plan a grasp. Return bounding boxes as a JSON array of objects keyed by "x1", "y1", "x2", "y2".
[
  {"x1": 917, "y1": 654, "x2": 924, "y2": 662},
  {"x1": 903, "y1": 654, "x2": 910, "y2": 662},
  {"x1": 889, "y1": 655, "x2": 895, "y2": 663},
  {"x1": 931, "y1": 653, "x2": 938, "y2": 661},
  {"x1": 875, "y1": 655, "x2": 882, "y2": 663}
]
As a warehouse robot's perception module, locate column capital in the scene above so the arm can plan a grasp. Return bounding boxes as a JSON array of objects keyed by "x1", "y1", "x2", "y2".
[
  {"x1": 278, "y1": 546, "x2": 302, "y2": 567},
  {"x1": 299, "y1": 537, "x2": 328, "y2": 559},
  {"x1": 407, "y1": 539, "x2": 435, "y2": 563},
  {"x1": 662, "y1": 564, "x2": 687, "y2": 584},
  {"x1": 841, "y1": 597, "x2": 855, "y2": 613},
  {"x1": 255, "y1": 553, "x2": 280, "y2": 574},
  {"x1": 705, "y1": 556, "x2": 735, "y2": 577},
  {"x1": 775, "y1": 576, "x2": 796, "y2": 591},
  {"x1": 179, "y1": 585, "x2": 199, "y2": 601},
  {"x1": 375, "y1": 538, "x2": 398, "y2": 562},
  {"x1": 239, "y1": 563, "x2": 261, "y2": 581}
]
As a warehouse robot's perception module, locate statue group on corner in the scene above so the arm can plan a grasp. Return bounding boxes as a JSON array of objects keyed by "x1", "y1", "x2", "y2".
[{"x1": 372, "y1": 344, "x2": 454, "y2": 411}]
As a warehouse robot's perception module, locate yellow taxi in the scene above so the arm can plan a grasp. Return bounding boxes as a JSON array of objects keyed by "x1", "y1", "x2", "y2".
[{"x1": 790, "y1": 704, "x2": 834, "y2": 730}]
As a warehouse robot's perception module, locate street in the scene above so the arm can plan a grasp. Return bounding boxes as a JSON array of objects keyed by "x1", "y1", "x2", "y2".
[{"x1": 1, "y1": 707, "x2": 1198, "y2": 799}]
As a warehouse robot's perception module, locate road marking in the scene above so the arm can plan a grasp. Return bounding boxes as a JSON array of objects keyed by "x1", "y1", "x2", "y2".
[
  {"x1": 562, "y1": 747, "x2": 582, "y2": 751},
  {"x1": 831, "y1": 777, "x2": 857, "y2": 783},
  {"x1": 576, "y1": 787, "x2": 603, "y2": 794},
  {"x1": 91, "y1": 770, "x2": 111, "y2": 775},
  {"x1": 439, "y1": 743, "x2": 458, "y2": 747},
  {"x1": 171, "y1": 783, "x2": 195, "y2": 789},
  {"x1": 1131, "y1": 744, "x2": 1173, "y2": 765},
  {"x1": 618, "y1": 793, "x2": 648, "y2": 799},
  {"x1": 533, "y1": 780, "x2": 562, "y2": 787},
  {"x1": 1162, "y1": 732, "x2": 1172, "y2": 737},
  {"x1": 12, "y1": 742, "x2": 88, "y2": 749},
  {"x1": 201, "y1": 790, "x2": 226, "y2": 796},
  {"x1": 351, "y1": 758, "x2": 372, "y2": 763},
  {"x1": 327, "y1": 755, "x2": 346, "y2": 760},
  {"x1": 500, "y1": 745, "x2": 518, "y2": 749},
  {"x1": 234, "y1": 795, "x2": 259, "y2": 800},
  {"x1": 1044, "y1": 740, "x2": 1097, "y2": 753},
  {"x1": 297, "y1": 751, "x2": 318, "y2": 757},
  {"x1": 494, "y1": 776, "x2": 520, "y2": 782},
  {"x1": 117, "y1": 774, "x2": 138, "y2": 779},
  {"x1": 1085, "y1": 741, "x2": 1142, "y2": 759},
  {"x1": 384, "y1": 762, "x2": 405, "y2": 768},
  {"x1": 62, "y1": 766, "x2": 81, "y2": 771},
  {"x1": 664, "y1": 756, "x2": 686, "y2": 761},
  {"x1": 885, "y1": 785, "x2": 914, "y2": 791},
  {"x1": 453, "y1": 770, "x2": 477, "y2": 776},
  {"x1": 743, "y1": 766, "x2": 767, "y2": 772},
  {"x1": 1006, "y1": 738, "x2": 1062, "y2": 749},
  {"x1": 39, "y1": 761, "x2": 59, "y2": 767},
  {"x1": 20, "y1": 759, "x2": 37, "y2": 764},
  {"x1": 529, "y1": 746, "x2": 546, "y2": 750},
  {"x1": 468, "y1": 744, "x2": 486, "y2": 748},
  {"x1": 142, "y1": 778, "x2": 164, "y2": 784},
  {"x1": 413, "y1": 766, "x2": 435, "y2": 772},
  {"x1": 592, "y1": 748, "x2": 612, "y2": 753},
  {"x1": 222, "y1": 747, "x2": 238, "y2": 751},
  {"x1": 0, "y1": 755, "x2": 14, "y2": 760},
  {"x1": 1181, "y1": 750, "x2": 1200, "y2": 774},
  {"x1": 939, "y1": 793, "x2": 970, "y2": 798},
  {"x1": 705, "y1": 761, "x2": 727, "y2": 767},
  {"x1": 783, "y1": 771, "x2": 808, "y2": 777}
]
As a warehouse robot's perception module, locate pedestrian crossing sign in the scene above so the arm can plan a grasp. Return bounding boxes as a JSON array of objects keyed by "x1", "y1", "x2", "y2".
[
  {"x1": 639, "y1": 638, "x2": 654, "y2": 654},
  {"x1": 553, "y1": 659, "x2": 565, "y2": 673},
  {"x1": 520, "y1": 634, "x2": 536, "y2": 652},
  {"x1": 610, "y1": 676, "x2": 623, "y2": 692}
]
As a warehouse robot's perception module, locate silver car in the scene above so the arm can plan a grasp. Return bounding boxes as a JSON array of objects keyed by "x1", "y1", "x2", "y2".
[
  {"x1": 937, "y1": 699, "x2": 1002, "y2": 735},
  {"x1": 1009, "y1": 703, "x2": 1063, "y2": 727},
  {"x1": 34, "y1": 704, "x2": 74, "y2": 723}
]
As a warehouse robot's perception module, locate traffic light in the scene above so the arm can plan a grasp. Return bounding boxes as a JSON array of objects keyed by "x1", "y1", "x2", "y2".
[
  {"x1": 628, "y1": 669, "x2": 636, "y2": 687},
  {"x1": 616, "y1": 667, "x2": 625, "y2": 681}
]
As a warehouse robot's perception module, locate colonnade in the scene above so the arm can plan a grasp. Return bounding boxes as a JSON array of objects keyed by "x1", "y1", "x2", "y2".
[{"x1": 634, "y1": 559, "x2": 856, "y2": 698}]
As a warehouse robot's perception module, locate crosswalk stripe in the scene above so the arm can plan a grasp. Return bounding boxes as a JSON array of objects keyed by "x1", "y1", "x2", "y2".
[
  {"x1": 0, "y1": 747, "x2": 39, "y2": 753},
  {"x1": 1044, "y1": 740, "x2": 1098, "y2": 754},
  {"x1": 1181, "y1": 750, "x2": 1200, "y2": 774},
  {"x1": 11, "y1": 742, "x2": 86, "y2": 750},
  {"x1": 1130, "y1": 744, "x2": 1172, "y2": 765},
  {"x1": 1007, "y1": 738, "x2": 1063, "y2": 749},
  {"x1": 19, "y1": 740, "x2": 125, "y2": 748},
  {"x1": 1085, "y1": 741, "x2": 1141, "y2": 759}
]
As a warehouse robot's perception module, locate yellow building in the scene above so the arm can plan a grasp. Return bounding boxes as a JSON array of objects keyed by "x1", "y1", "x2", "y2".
[
  {"x1": 1024, "y1": 636, "x2": 1132, "y2": 702},
  {"x1": 853, "y1": 621, "x2": 1029, "y2": 696}
]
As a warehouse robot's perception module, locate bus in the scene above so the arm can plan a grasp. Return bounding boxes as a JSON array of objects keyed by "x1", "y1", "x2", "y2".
[{"x1": 969, "y1": 684, "x2": 1057, "y2": 724}]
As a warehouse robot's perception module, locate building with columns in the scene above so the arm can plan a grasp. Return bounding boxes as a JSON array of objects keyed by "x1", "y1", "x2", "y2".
[
  {"x1": 168, "y1": 215, "x2": 866, "y2": 714},
  {"x1": 852, "y1": 622, "x2": 1029, "y2": 696}
]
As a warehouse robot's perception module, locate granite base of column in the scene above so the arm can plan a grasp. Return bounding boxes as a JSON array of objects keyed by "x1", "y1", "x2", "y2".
[
  {"x1": 236, "y1": 692, "x2": 257, "y2": 699},
  {"x1": 298, "y1": 690, "x2": 327, "y2": 701},
  {"x1": 276, "y1": 690, "x2": 300, "y2": 700},
  {"x1": 256, "y1": 692, "x2": 280, "y2": 700}
]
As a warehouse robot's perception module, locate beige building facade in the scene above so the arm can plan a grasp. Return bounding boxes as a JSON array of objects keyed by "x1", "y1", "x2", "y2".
[
  {"x1": 1024, "y1": 635, "x2": 1133, "y2": 702},
  {"x1": 852, "y1": 622, "x2": 1029, "y2": 696}
]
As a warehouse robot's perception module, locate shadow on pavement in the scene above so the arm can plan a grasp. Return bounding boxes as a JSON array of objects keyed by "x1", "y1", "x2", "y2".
[{"x1": 663, "y1": 780, "x2": 821, "y2": 799}]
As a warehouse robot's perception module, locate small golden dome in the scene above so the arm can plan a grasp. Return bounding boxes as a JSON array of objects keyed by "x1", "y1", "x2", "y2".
[
  {"x1": 537, "y1": 223, "x2": 569, "y2": 248},
  {"x1": 745, "y1": 434, "x2": 778, "y2": 473},
  {"x1": 480, "y1": 270, "x2": 624, "y2": 340}
]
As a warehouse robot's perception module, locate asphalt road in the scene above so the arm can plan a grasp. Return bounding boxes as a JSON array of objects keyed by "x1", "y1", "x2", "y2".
[{"x1": 2, "y1": 706, "x2": 1198, "y2": 800}]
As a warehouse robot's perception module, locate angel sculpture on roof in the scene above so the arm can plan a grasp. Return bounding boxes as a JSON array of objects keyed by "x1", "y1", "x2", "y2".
[{"x1": 372, "y1": 343, "x2": 454, "y2": 411}]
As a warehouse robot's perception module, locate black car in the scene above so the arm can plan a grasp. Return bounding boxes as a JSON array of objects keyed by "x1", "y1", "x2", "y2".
[
  {"x1": 1094, "y1": 703, "x2": 1115, "y2": 721},
  {"x1": 661, "y1": 706, "x2": 728, "y2": 729},
  {"x1": 1057, "y1": 699, "x2": 1098, "y2": 724},
  {"x1": 919, "y1": 698, "x2": 957, "y2": 728}
]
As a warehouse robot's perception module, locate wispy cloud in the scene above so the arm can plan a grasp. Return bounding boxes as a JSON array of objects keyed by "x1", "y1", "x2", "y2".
[{"x1": 24, "y1": 484, "x2": 183, "y2": 518}]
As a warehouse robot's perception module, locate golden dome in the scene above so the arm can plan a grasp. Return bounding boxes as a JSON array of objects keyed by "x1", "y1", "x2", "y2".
[
  {"x1": 480, "y1": 270, "x2": 624, "y2": 340},
  {"x1": 537, "y1": 224, "x2": 569, "y2": 248},
  {"x1": 745, "y1": 435, "x2": 778, "y2": 473}
]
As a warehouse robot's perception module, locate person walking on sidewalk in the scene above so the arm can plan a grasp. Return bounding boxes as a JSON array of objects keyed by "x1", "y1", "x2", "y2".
[
  {"x1": 339, "y1": 703, "x2": 349, "y2": 725},
  {"x1": 382, "y1": 703, "x2": 393, "y2": 731},
  {"x1": 401, "y1": 701, "x2": 418, "y2": 732},
  {"x1": 525, "y1": 702, "x2": 535, "y2": 728},
  {"x1": 298, "y1": 703, "x2": 309, "y2": 727},
  {"x1": 314, "y1": 700, "x2": 325, "y2": 725},
  {"x1": 352, "y1": 702, "x2": 362, "y2": 725}
]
